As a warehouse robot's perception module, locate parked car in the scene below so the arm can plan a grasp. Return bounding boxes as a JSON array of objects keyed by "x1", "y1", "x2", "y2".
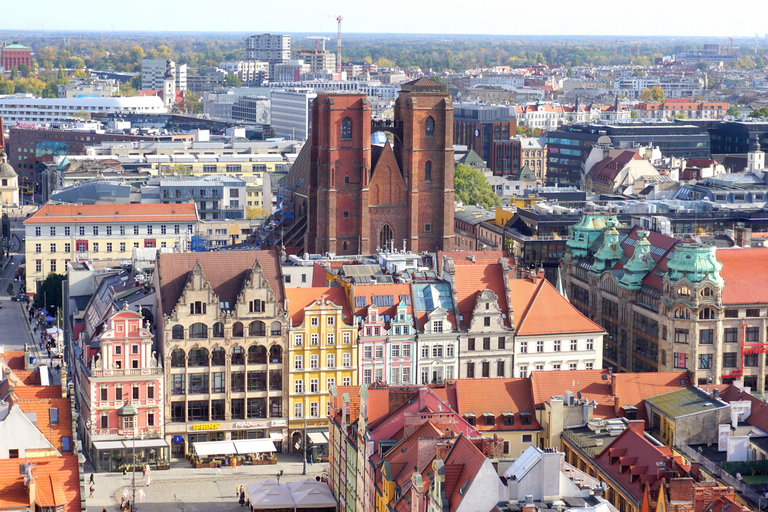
[{"x1": 11, "y1": 294, "x2": 27, "y2": 302}]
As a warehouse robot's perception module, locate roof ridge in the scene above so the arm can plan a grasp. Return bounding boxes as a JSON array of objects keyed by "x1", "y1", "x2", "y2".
[{"x1": 516, "y1": 279, "x2": 544, "y2": 332}]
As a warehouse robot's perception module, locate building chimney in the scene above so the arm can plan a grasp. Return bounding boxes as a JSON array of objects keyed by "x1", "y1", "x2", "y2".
[
  {"x1": 523, "y1": 495, "x2": 536, "y2": 512},
  {"x1": 627, "y1": 420, "x2": 645, "y2": 434}
]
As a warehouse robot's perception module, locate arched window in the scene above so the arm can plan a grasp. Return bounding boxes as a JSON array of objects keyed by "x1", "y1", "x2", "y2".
[
  {"x1": 379, "y1": 224, "x2": 394, "y2": 251},
  {"x1": 189, "y1": 323, "x2": 208, "y2": 339},
  {"x1": 212, "y1": 322, "x2": 224, "y2": 338},
  {"x1": 425, "y1": 116, "x2": 435, "y2": 137},
  {"x1": 171, "y1": 325, "x2": 184, "y2": 340},
  {"x1": 701, "y1": 287, "x2": 713, "y2": 297},
  {"x1": 425, "y1": 161, "x2": 432, "y2": 182},
  {"x1": 248, "y1": 345, "x2": 267, "y2": 364},
  {"x1": 249, "y1": 321, "x2": 266, "y2": 337},
  {"x1": 231, "y1": 345, "x2": 245, "y2": 365},
  {"x1": 341, "y1": 117, "x2": 352, "y2": 140},
  {"x1": 699, "y1": 308, "x2": 716, "y2": 320},
  {"x1": 674, "y1": 307, "x2": 691, "y2": 319},
  {"x1": 232, "y1": 322, "x2": 244, "y2": 337},
  {"x1": 270, "y1": 321, "x2": 281, "y2": 336},
  {"x1": 211, "y1": 347, "x2": 225, "y2": 366},
  {"x1": 188, "y1": 348, "x2": 209, "y2": 367},
  {"x1": 270, "y1": 345, "x2": 283, "y2": 364},
  {"x1": 170, "y1": 348, "x2": 186, "y2": 367}
]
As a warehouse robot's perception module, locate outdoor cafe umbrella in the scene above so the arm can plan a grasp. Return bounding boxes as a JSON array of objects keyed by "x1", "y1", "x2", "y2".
[
  {"x1": 39, "y1": 309, "x2": 48, "y2": 316},
  {"x1": 45, "y1": 316, "x2": 55, "y2": 323}
]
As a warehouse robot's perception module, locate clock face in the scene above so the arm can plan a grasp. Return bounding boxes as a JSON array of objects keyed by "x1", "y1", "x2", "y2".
[{"x1": 474, "y1": 129, "x2": 479, "y2": 137}]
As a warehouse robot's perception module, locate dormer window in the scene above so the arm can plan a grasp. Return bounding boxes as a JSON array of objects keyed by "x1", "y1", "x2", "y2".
[
  {"x1": 520, "y1": 412, "x2": 532, "y2": 426},
  {"x1": 483, "y1": 413, "x2": 495, "y2": 427},
  {"x1": 502, "y1": 412, "x2": 515, "y2": 426}
]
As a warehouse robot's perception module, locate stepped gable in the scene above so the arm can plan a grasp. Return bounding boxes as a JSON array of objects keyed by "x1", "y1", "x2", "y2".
[
  {"x1": 157, "y1": 250, "x2": 283, "y2": 317},
  {"x1": 453, "y1": 263, "x2": 511, "y2": 329}
]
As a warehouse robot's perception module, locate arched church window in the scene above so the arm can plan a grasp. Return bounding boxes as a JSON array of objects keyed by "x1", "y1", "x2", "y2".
[
  {"x1": 425, "y1": 116, "x2": 435, "y2": 137},
  {"x1": 341, "y1": 118, "x2": 352, "y2": 140}
]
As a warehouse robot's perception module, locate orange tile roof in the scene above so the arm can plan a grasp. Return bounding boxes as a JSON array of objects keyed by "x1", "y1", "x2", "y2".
[
  {"x1": 452, "y1": 378, "x2": 540, "y2": 431},
  {"x1": 441, "y1": 434, "x2": 488, "y2": 512},
  {"x1": 285, "y1": 286, "x2": 353, "y2": 327},
  {"x1": 8, "y1": 385, "x2": 72, "y2": 453},
  {"x1": 453, "y1": 263, "x2": 511, "y2": 329},
  {"x1": 383, "y1": 421, "x2": 445, "y2": 487},
  {"x1": 531, "y1": 369, "x2": 615, "y2": 418},
  {"x1": 332, "y1": 385, "x2": 362, "y2": 423},
  {"x1": 1, "y1": 350, "x2": 26, "y2": 370},
  {"x1": 509, "y1": 277, "x2": 605, "y2": 336},
  {"x1": 437, "y1": 251, "x2": 510, "y2": 273},
  {"x1": 24, "y1": 202, "x2": 198, "y2": 224},
  {"x1": 157, "y1": 250, "x2": 284, "y2": 317},
  {"x1": 368, "y1": 388, "x2": 391, "y2": 424},
  {"x1": 0, "y1": 455, "x2": 81, "y2": 511},
  {"x1": 717, "y1": 248, "x2": 768, "y2": 305},
  {"x1": 611, "y1": 372, "x2": 690, "y2": 422}
]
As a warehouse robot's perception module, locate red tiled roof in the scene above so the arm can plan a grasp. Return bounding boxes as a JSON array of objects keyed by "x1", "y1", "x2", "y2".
[
  {"x1": 441, "y1": 434, "x2": 488, "y2": 512},
  {"x1": 0, "y1": 456, "x2": 80, "y2": 511},
  {"x1": 25, "y1": 202, "x2": 197, "y2": 224},
  {"x1": 717, "y1": 248, "x2": 768, "y2": 305},
  {"x1": 437, "y1": 251, "x2": 509, "y2": 273},
  {"x1": 384, "y1": 421, "x2": 445, "y2": 487},
  {"x1": 1, "y1": 350, "x2": 26, "y2": 370},
  {"x1": 452, "y1": 379, "x2": 540, "y2": 431},
  {"x1": 285, "y1": 286, "x2": 352, "y2": 327},
  {"x1": 156, "y1": 250, "x2": 284, "y2": 317},
  {"x1": 453, "y1": 263, "x2": 511, "y2": 329},
  {"x1": 509, "y1": 277, "x2": 604, "y2": 336},
  {"x1": 718, "y1": 384, "x2": 768, "y2": 432},
  {"x1": 588, "y1": 151, "x2": 641, "y2": 183},
  {"x1": 332, "y1": 385, "x2": 362, "y2": 423},
  {"x1": 11, "y1": 395, "x2": 71, "y2": 453},
  {"x1": 531, "y1": 369, "x2": 615, "y2": 418}
]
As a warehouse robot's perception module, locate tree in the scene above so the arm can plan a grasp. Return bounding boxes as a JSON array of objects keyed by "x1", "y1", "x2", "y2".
[
  {"x1": 639, "y1": 88, "x2": 653, "y2": 100},
  {"x1": 696, "y1": 61, "x2": 710, "y2": 72},
  {"x1": 247, "y1": 206, "x2": 269, "y2": 219},
  {"x1": 649, "y1": 86, "x2": 665, "y2": 102},
  {"x1": 33, "y1": 273, "x2": 65, "y2": 312},
  {"x1": 74, "y1": 68, "x2": 89, "y2": 79},
  {"x1": 167, "y1": 164, "x2": 193, "y2": 174},
  {"x1": 726, "y1": 105, "x2": 740, "y2": 117},
  {"x1": 674, "y1": 112, "x2": 686, "y2": 119},
  {"x1": 454, "y1": 163, "x2": 501, "y2": 210},
  {"x1": 224, "y1": 74, "x2": 242, "y2": 88}
]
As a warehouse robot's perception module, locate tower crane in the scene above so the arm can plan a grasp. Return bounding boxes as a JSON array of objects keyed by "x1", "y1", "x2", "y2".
[
  {"x1": 306, "y1": 36, "x2": 331, "y2": 52},
  {"x1": 326, "y1": 14, "x2": 343, "y2": 73},
  {"x1": 628, "y1": 42, "x2": 641, "y2": 60}
]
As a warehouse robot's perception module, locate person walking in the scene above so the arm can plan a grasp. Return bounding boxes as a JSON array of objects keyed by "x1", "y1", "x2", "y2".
[
  {"x1": 89, "y1": 473, "x2": 94, "y2": 485},
  {"x1": 239, "y1": 490, "x2": 246, "y2": 507},
  {"x1": 89, "y1": 484, "x2": 94, "y2": 498},
  {"x1": 216, "y1": 461, "x2": 222, "y2": 474}
]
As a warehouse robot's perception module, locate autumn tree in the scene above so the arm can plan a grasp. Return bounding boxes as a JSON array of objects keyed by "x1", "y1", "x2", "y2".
[
  {"x1": 247, "y1": 206, "x2": 269, "y2": 219},
  {"x1": 454, "y1": 163, "x2": 501, "y2": 210}
]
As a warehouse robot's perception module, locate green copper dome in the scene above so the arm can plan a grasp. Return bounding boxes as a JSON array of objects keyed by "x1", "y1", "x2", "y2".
[
  {"x1": 567, "y1": 214, "x2": 616, "y2": 260},
  {"x1": 666, "y1": 243, "x2": 723, "y2": 286},
  {"x1": 590, "y1": 218, "x2": 624, "y2": 274},
  {"x1": 619, "y1": 230, "x2": 656, "y2": 289}
]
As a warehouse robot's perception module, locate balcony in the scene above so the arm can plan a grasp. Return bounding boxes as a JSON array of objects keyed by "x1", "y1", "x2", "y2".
[{"x1": 90, "y1": 367, "x2": 162, "y2": 377}]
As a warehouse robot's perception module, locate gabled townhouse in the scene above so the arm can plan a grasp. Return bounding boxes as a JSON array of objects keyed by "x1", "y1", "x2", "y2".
[
  {"x1": 75, "y1": 307, "x2": 166, "y2": 472},
  {"x1": 350, "y1": 283, "x2": 415, "y2": 386},
  {"x1": 441, "y1": 256, "x2": 516, "y2": 378},
  {"x1": 410, "y1": 276, "x2": 458, "y2": 384},
  {"x1": 155, "y1": 250, "x2": 288, "y2": 457},
  {"x1": 284, "y1": 286, "x2": 358, "y2": 458}
]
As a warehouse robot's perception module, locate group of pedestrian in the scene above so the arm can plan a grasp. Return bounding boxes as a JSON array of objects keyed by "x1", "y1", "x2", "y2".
[{"x1": 236, "y1": 485, "x2": 246, "y2": 507}]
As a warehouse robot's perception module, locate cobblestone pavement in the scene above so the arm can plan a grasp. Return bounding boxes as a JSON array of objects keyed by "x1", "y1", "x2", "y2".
[{"x1": 85, "y1": 454, "x2": 327, "y2": 512}]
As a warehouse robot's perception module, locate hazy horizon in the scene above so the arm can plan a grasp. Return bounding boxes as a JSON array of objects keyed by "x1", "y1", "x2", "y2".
[{"x1": 5, "y1": 0, "x2": 768, "y2": 40}]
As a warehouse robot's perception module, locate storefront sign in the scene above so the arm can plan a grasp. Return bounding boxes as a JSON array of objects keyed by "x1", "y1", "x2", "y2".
[
  {"x1": 234, "y1": 421, "x2": 268, "y2": 429},
  {"x1": 270, "y1": 420, "x2": 287, "y2": 427},
  {"x1": 191, "y1": 423, "x2": 220, "y2": 431}
]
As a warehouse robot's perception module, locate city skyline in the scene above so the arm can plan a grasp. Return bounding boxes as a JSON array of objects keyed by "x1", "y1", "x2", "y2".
[{"x1": 5, "y1": 0, "x2": 768, "y2": 39}]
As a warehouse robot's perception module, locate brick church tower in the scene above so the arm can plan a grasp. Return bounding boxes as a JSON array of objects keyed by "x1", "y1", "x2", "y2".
[{"x1": 306, "y1": 78, "x2": 454, "y2": 255}]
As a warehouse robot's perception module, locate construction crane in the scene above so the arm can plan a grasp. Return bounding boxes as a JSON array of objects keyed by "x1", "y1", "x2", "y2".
[
  {"x1": 326, "y1": 14, "x2": 343, "y2": 73},
  {"x1": 614, "y1": 39, "x2": 624, "y2": 57},
  {"x1": 628, "y1": 42, "x2": 641, "y2": 60},
  {"x1": 306, "y1": 36, "x2": 331, "y2": 52},
  {"x1": 728, "y1": 36, "x2": 734, "y2": 55}
]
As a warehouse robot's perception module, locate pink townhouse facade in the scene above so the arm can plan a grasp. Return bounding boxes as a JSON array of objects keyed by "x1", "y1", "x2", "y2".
[{"x1": 76, "y1": 308, "x2": 166, "y2": 471}]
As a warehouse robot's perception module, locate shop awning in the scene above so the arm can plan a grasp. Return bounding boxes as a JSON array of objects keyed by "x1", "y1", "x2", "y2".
[
  {"x1": 92, "y1": 441, "x2": 126, "y2": 450},
  {"x1": 124, "y1": 439, "x2": 169, "y2": 449},
  {"x1": 269, "y1": 432, "x2": 283, "y2": 441},
  {"x1": 193, "y1": 441, "x2": 237, "y2": 456},
  {"x1": 234, "y1": 439, "x2": 276, "y2": 454},
  {"x1": 307, "y1": 432, "x2": 328, "y2": 445}
]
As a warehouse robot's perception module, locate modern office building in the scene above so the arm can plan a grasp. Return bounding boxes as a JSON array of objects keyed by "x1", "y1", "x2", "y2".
[
  {"x1": 453, "y1": 104, "x2": 520, "y2": 177},
  {"x1": 150, "y1": 174, "x2": 247, "y2": 220},
  {"x1": 0, "y1": 96, "x2": 167, "y2": 126},
  {"x1": 141, "y1": 59, "x2": 187, "y2": 91},
  {"x1": 269, "y1": 89, "x2": 316, "y2": 141},
  {"x1": 246, "y1": 34, "x2": 291, "y2": 76},
  {"x1": 546, "y1": 123, "x2": 710, "y2": 187}
]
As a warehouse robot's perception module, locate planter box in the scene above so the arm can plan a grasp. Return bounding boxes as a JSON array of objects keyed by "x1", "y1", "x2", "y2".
[
  {"x1": 193, "y1": 463, "x2": 202, "y2": 468},
  {"x1": 157, "y1": 464, "x2": 171, "y2": 471}
]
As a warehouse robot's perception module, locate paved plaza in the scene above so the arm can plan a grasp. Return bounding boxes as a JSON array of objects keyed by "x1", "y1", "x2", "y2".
[{"x1": 85, "y1": 454, "x2": 326, "y2": 512}]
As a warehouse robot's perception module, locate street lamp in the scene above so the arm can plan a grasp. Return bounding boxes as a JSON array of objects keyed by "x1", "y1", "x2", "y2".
[{"x1": 117, "y1": 403, "x2": 139, "y2": 512}]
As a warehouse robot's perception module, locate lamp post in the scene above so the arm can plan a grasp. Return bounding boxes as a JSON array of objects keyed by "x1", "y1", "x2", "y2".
[
  {"x1": 302, "y1": 410, "x2": 307, "y2": 476},
  {"x1": 117, "y1": 403, "x2": 139, "y2": 512}
]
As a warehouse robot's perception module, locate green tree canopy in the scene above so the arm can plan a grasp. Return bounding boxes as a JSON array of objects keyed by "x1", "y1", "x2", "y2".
[
  {"x1": 224, "y1": 74, "x2": 242, "y2": 88},
  {"x1": 454, "y1": 163, "x2": 501, "y2": 210},
  {"x1": 34, "y1": 273, "x2": 65, "y2": 313},
  {"x1": 726, "y1": 105, "x2": 740, "y2": 117}
]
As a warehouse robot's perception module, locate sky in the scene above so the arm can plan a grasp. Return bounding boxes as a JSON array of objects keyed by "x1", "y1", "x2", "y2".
[{"x1": 4, "y1": 0, "x2": 768, "y2": 39}]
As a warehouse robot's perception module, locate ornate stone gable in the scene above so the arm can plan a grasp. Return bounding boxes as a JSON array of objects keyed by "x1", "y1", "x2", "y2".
[
  {"x1": 590, "y1": 218, "x2": 624, "y2": 275},
  {"x1": 619, "y1": 230, "x2": 655, "y2": 290}
]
